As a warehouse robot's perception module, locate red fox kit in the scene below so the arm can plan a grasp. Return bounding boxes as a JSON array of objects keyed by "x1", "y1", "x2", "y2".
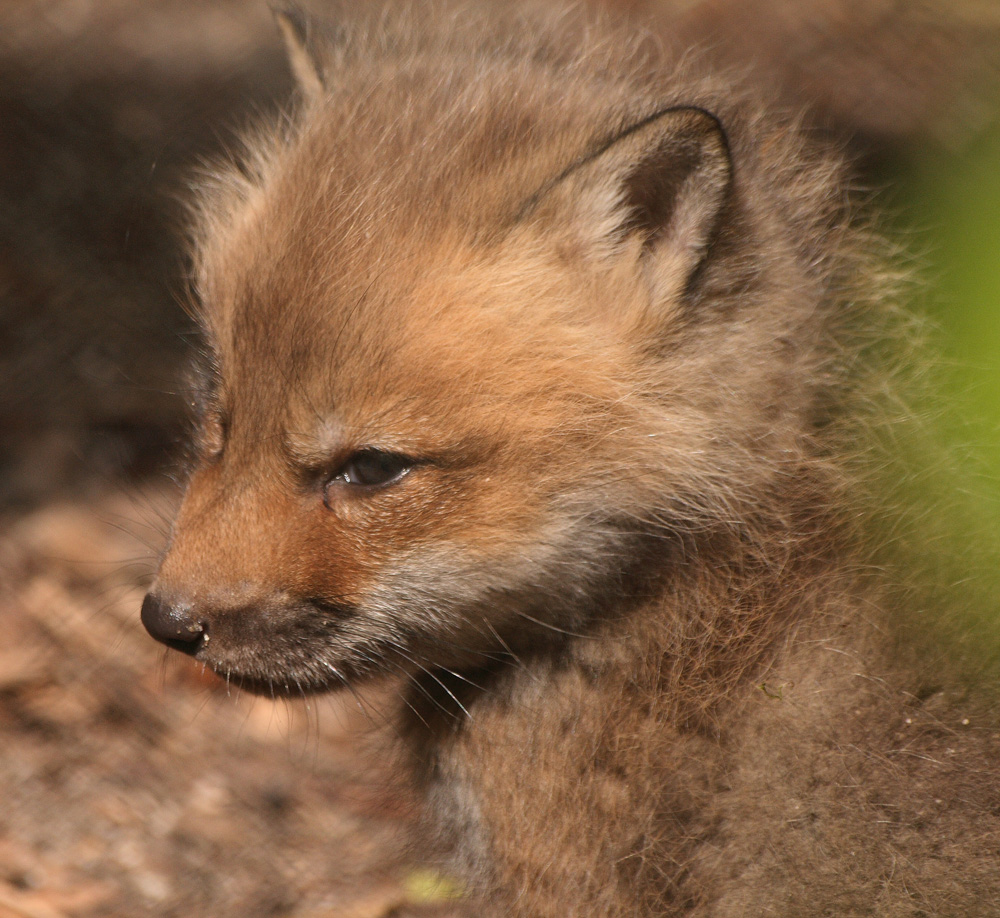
[{"x1": 141, "y1": 5, "x2": 1000, "y2": 915}]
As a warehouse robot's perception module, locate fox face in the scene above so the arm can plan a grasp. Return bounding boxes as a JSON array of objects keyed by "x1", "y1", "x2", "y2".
[{"x1": 142, "y1": 14, "x2": 841, "y2": 700}]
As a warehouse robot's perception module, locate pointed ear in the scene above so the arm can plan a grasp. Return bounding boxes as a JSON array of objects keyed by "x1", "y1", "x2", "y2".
[
  {"x1": 530, "y1": 107, "x2": 732, "y2": 303},
  {"x1": 273, "y1": 5, "x2": 324, "y2": 102}
]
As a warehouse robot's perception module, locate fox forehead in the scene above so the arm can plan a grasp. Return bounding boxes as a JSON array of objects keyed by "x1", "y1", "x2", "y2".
[
  {"x1": 196, "y1": 226, "x2": 646, "y2": 467},
  {"x1": 193, "y1": 141, "x2": 651, "y2": 443},
  {"x1": 191, "y1": 60, "x2": 651, "y2": 350},
  {"x1": 187, "y1": 63, "x2": 714, "y2": 462}
]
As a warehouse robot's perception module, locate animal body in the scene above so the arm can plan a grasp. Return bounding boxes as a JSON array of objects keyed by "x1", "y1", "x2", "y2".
[{"x1": 140, "y1": 4, "x2": 1000, "y2": 915}]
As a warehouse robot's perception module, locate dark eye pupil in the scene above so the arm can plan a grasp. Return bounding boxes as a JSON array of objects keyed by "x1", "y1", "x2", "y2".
[{"x1": 340, "y1": 449, "x2": 410, "y2": 488}]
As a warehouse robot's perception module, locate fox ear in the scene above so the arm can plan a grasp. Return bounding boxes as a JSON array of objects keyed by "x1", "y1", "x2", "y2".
[
  {"x1": 533, "y1": 107, "x2": 732, "y2": 303},
  {"x1": 273, "y1": 5, "x2": 324, "y2": 102}
]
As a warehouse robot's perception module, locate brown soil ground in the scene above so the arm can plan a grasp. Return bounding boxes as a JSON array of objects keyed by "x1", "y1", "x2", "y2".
[{"x1": 0, "y1": 486, "x2": 462, "y2": 918}]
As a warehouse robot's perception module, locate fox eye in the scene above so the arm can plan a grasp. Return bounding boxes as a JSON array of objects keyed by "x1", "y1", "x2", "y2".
[{"x1": 325, "y1": 448, "x2": 413, "y2": 496}]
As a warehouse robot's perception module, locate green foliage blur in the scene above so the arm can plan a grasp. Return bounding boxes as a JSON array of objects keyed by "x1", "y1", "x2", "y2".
[
  {"x1": 881, "y1": 125, "x2": 1000, "y2": 675},
  {"x1": 901, "y1": 126, "x2": 1000, "y2": 488}
]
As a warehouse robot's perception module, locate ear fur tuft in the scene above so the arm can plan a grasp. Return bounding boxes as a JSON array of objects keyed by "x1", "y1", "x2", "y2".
[
  {"x1": 531, "y1": 106, "x2": 733, "y2": 304},
  {"x1": 273, "y1": 5, "x2": 324, "y2": 101}
]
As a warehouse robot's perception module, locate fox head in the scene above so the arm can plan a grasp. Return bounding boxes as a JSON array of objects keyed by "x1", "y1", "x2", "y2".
[{"x1": 142, "y1": 11, "x2": 848, "y2": 696}]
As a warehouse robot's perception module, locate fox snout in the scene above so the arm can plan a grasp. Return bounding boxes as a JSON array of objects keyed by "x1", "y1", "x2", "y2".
[
  {"x1": 139, "y1": 576, "x2": 361, "y2": 695},
  {"x1": 139, "y1": 459, "x2": 350, "y2": 682}
]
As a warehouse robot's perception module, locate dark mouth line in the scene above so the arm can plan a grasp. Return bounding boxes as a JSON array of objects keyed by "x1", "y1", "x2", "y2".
[{"x1": 225, "y1": 670, "x2": 341, "y2": 698}]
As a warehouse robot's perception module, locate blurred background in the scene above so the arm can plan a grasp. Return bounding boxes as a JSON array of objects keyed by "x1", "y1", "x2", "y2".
[{"x1": 0, "y1": 1, "x2": 997, "y2": 916}]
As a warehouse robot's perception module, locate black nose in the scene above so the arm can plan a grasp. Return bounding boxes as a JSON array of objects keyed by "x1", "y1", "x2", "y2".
[{"x1": 140, "y1": 592, "x2": 206, "y2": 655}]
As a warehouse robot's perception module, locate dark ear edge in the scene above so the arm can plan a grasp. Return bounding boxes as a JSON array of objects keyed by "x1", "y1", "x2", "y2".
[
  {"x1": 518, "y1": 106, "x2": 733, "y2": 288},
  {"x1": 619, "y1": 107, "x2": 732, "y2": 252},
  {"x1": 272, "y1": 4, "x2": 324, "y2": 100}
]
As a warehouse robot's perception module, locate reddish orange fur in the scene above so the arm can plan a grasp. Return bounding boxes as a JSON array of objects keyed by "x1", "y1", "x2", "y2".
[{"x1": 146, "y1": 5, "x2": 1000, "y2": 915}]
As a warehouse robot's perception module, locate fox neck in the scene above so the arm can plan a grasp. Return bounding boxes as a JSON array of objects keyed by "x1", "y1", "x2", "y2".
[{"x1": 401, "y1": 501, "x2": 848, "y2": 757}]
